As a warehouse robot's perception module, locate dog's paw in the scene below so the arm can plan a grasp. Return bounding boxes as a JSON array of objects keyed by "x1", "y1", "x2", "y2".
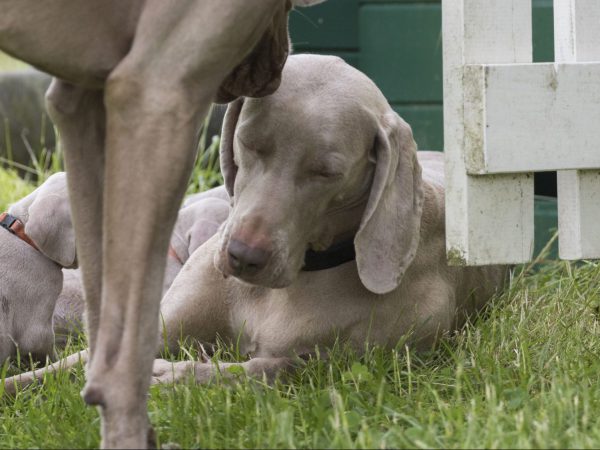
[
  {"x1": 151, "y1": 359, "x2": 196, "y2": 385},
  {"x1": 152, "y1": 359, "x2": 176, "y2": 384},
  {"x1": 2, "y1": 376, "x2": 17, "y2": 396}
]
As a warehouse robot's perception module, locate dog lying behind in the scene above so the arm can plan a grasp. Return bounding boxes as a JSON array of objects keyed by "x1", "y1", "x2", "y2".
[
  {"x1": 152, "y1": 54, "x2": 509, "y2": 383},
  {"x1": 52, "y1": 268, "x2": 85, "y2": 348},
  {"x1": 1, "y1": 172, "x2": 75, "y2": 362},
  {"x1": 5, "y1": 54, "x2": 508, "y2": 390},
  {"x1": 0, "y1": 173, "x2": 229, "y2": 363}
]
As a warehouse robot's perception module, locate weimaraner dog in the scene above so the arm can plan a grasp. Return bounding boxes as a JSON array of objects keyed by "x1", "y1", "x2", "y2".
[
  {"x1": 1, "y1": 172, "x2": 230, "y2": 360},
  {"x1": 148, "y1": 54, "x2": 509, "y2": 382},
  {"x1": 6, "y1": 55, "x2": 507, "y2": 385},
  {"x1": 0, "y1": 1, "x2": 321, "y2": 447},
  {"x1": 6, "y1": 55, "x2": 508, "y2": 415}
]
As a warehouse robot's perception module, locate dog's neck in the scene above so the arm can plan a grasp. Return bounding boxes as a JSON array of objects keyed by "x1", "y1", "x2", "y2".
[
  {"x1": 302, "y1": 194, "x2": 367, "y2": 272},
  {"x1": 303, "y1": 236, "x2": 356, "y2": 271}
]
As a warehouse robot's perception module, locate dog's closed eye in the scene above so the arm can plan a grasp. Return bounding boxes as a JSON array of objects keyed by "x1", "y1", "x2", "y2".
[
  {"x1": 309, "y1": 167, "x2": 344, "y2": 180},
  {"x1": 236, "y1": 134, "x2": 269, "y2": 155},
  {"x1": 308, "y1": 155, "x2": 346, "y2": 181}
]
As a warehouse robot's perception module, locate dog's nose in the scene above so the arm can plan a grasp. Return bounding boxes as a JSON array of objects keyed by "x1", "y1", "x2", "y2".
[{"x1": 227, "y1": 239, "x2": 271, "y2": 275}]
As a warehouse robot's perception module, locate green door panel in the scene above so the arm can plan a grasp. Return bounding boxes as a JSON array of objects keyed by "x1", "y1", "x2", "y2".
[
  {"x1": 289, "y1": 0, "x2": 359, "y2": 51},
  {"x1": 534, "y1": 196, "x2": 558, "y2": 260},
  {"x1": 359, "y1": 3, "x2": 443, "y2": 103},
  {"x1": 393, "y1": 104, "x2": 443, "y2": 151},
  {"x1": 533, "y1": 0, "x2": 554, "y2": 62}
]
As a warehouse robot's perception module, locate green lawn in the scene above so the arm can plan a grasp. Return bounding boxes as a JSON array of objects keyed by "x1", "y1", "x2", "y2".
[
  {"x1": 0, "y1": 168, "x2": 35, "y2": 210},
  {"x1": 1, "y1": 165, "x2": 600, "y2": 448},
  {"x1": 0, "y1": 51, "x2": 29, "y2": 71}
]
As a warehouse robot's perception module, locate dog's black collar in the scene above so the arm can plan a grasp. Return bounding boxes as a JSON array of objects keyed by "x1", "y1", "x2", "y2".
[{"x1": 302, "y1": 237, "x2": 356, "y2": 272}]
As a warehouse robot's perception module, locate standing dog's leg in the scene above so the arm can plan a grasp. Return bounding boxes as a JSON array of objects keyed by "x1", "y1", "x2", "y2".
[
  {"x1": 79, "y1": 2, "x2": 286, "y2": 447},
  {"x1": 45, "y1": 80, "x2": 106, "y2": 354}
]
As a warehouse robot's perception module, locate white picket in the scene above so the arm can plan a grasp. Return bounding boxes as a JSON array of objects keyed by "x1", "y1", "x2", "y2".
[
  {"x1": 444, "y1": 0, "x2": 600, "y2": 264},
  {"x1": 443, "y1": 0, "x2": 534, "y2": 265}
]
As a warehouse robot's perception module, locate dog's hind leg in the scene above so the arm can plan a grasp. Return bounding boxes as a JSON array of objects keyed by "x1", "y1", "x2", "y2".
[
  {"x1": 2, "y1": 350, "x2": 89, "y2": 395},
  {"x1": 45, "y1": 81, "x2": 106, "y2": 355}
]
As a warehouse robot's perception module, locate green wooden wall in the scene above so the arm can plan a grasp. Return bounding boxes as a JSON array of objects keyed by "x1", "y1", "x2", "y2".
[{"x1": 290, "y1": 0, "x2": 554, "y2": 152}]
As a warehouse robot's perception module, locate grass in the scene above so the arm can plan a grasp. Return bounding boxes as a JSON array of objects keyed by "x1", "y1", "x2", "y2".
[
  {"x1": 1, "y1": 257, "x2": 599, "y2": 448},
  {"x1": 0, "y1": 168, "x2": 35, "y2": 210},
  {"x1": 0, "y1": 51, "x2": 29, "y2": 72}
]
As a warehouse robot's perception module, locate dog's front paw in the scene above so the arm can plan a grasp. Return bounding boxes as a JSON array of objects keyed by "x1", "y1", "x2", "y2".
[
  {"x1": 2, "y1": 376, "x2": 17, "y2": 396},
  {"x1": 152, "y1": 359, "x2": 176, "y2": 384},
  {"x1": 151, "y1": 359, "x2": 195, "y2": 385}
]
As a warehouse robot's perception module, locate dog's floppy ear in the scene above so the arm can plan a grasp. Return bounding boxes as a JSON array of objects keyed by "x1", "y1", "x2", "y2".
[
  {"x1": 215, "y1": 1, "x2": 291, "y2": 103},
  {"x1": 220, "y1": 97, "x2": 245, "y2": 196},
  {"x1": 187, "y1": 199, "x2": 230, "y2": 255},
  {"x1": 24, "y1": 173, "x2": 76, "y2": 268},
  {"x1": 355, "y1": 113, "x2": 424, "y2": 295}
]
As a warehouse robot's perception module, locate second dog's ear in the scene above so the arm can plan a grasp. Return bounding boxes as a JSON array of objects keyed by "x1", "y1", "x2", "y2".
[{"x1": 220, "y1": 98, "x2": 245, "y2": 197}]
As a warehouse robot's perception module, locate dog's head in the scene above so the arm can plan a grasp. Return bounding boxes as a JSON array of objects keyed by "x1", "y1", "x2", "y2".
[
  {"x1": 215, "y1": 54, "x2": 423, "y2": 294},
  {"x1": 215, "y1": 0, "x2": 327, "y2": 103},
  {"x1": 7, "y1": 172, "x2": 76, "y2": 268}
]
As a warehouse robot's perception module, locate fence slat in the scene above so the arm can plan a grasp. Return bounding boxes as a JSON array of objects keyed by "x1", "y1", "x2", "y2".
[
  {"x1": 554, "y1": 0, "x2": 600, "y2": 259},
  {"x1": 443, "y1": 0, "x2": 534, "y2": 265},
  {"x1": 463, "y1": 62, "x2": 600, "y2": 174}
]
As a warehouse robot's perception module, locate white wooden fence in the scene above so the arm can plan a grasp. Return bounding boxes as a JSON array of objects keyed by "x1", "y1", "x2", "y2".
[{"x1": 443, "y1": 0, "x2": 600, "y2": 265}]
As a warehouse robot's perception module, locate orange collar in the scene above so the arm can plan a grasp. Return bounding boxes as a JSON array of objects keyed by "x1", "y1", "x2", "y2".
[
  {"x1": 0, "y1": 212, "x2": 39, "y2": 251},
  {"x1": 168, "y1": 244, "x2": 184, "y2": 265}
]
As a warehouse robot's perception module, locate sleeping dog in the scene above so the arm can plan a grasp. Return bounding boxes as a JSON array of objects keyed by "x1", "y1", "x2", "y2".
[{"x1": 153, "y1": 54, "x2": 509, "y2": 383}]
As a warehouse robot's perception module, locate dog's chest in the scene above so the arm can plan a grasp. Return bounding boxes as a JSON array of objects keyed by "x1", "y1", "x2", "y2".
[{"x1": 227, "y1": 264, "x2": 397, "y2": 357}]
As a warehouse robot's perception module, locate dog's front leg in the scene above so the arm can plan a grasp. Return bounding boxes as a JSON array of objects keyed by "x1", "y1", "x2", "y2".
[
  {"x1": 82, "y1": 80, "x2": 202, "y2": 448},
  {"x1": 78, "y1": 2, "x2": 285, "y2": 447}
]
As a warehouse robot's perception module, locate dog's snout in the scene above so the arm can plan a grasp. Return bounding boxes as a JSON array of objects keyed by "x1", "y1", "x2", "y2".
[{"x1": 228, "y1": 239, "x2": 271, "y2": 275}]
